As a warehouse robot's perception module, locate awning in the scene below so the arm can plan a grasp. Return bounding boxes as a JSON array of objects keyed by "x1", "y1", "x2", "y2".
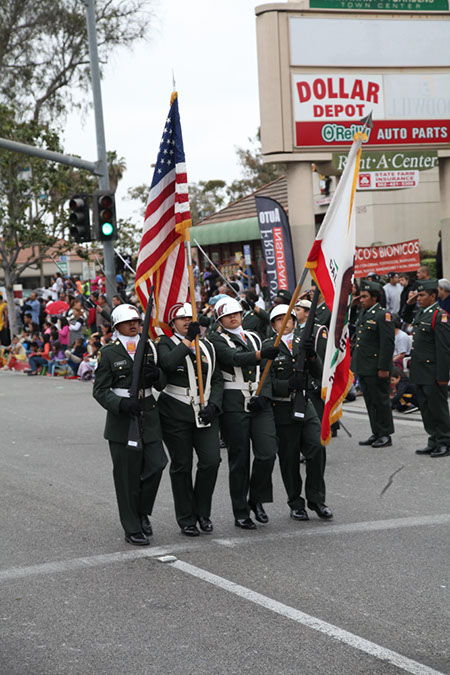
[{"x1": 190, "y1": 217, "x2": 260, "y2": 246}]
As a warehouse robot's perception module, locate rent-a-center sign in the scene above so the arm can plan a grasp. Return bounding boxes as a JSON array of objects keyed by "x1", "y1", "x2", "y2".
[{"x1": 292, "y1": 73, "x2": 450, "y2": 148}]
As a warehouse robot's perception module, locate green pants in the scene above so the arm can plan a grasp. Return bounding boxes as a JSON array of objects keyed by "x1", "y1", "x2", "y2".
[
  {"x1": 160, "y1": 415, "x2": 221, "y2": 528},
  {"x1": 220, "y1": 408, "x2": 277, "y2": 520},
  {"x1": 416, "y1": 383, "x2": 450, "y2": 447},
  {"x1": 359, "y1": 374, "x2": 394, "y2": 438},
  {"x1": 275, "y1": 401, "x2": 326, "y2": 509},
  {"x1": 109, "y1": 440, "x2": 168, "y2": 535}
]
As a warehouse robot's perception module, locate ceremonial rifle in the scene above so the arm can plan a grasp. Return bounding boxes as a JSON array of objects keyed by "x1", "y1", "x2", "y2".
[
  {"x1": 126, "y1": 286, "x2": 154, "y2": 451},
  {"x1": 292, "y1": 286, "x2": 321, "y2": 421}
]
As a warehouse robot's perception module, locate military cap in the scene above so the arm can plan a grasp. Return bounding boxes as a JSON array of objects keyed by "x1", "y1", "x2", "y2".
[
  {"x1": 361, "y1": 280, "x2": 382, "y2": 293},
  {"x1": 366, "y1": 272, "x2": 381, "y2": 282},
  {"x1": 275, "y1": 288, "x2": 292, "y2": 302},
  {"x1": 416, "y1": 279, "x2": 438, "y2": 292}
]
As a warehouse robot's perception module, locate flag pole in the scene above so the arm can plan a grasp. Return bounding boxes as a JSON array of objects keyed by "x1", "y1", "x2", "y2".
[
  {"x1": 185, "y1": 228, "x2": 205, "y2": 407},
  {"x1": 255, "y1": 267, "x2": 309, "y2": 396}
]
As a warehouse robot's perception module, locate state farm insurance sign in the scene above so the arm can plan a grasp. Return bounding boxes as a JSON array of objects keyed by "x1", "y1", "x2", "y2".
[{"x1": 292, "y1": 73, "x2": 450, "y2": 149}]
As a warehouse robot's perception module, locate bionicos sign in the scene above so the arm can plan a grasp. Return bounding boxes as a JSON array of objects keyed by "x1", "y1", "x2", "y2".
[
  {"x1": 354, "y1": 239, "x2": 420, "y2": 278},
  {"x1": 292, "y1": 73, "x2": 450, "y2": 148}
]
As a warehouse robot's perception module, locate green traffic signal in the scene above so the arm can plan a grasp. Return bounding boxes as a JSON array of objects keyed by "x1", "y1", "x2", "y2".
[{"x1": 93, "y1": 191, "x2": 117, "y2": 241}]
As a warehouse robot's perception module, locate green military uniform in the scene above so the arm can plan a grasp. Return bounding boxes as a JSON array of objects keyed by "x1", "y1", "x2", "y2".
[
  {"x1": 156, "y1": 335, "x2": 223, "y2": 529},
  {"x1": 93, "y1": 338, "x2": 168, "y2": 536},
  {"x1": 242, "y1": 307, "x2": 270, "y2": 339},
  {"x1": 264, "y1": 332, "x2": 327, "y2": 510},
  {"x1": 209, "y1": 327, "x2": 277, "y2": 520},
  {"x1": 409, "y1": 283, "x2": 450, "y2": 453},
  {"x1": 315, "y1": 301, "x2": 331, "y2": 329},
  {"x1": 351, "y1": 298, "x2": 395, "y2": 440}
]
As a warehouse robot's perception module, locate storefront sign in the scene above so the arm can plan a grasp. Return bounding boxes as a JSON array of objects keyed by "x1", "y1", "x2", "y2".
[
  {"x1": 354, "y1": 238, "x2": 420, "y2": 277},
  {"x1": 255, "y1": 197, "x2": 297, "y2": 301},
  {"x1": 292, "y1": 72, "x2": 450, "y2": 148},
  {"x1": 333, "y1": 150, "x2": 438, "y2": 172},
  {"x1": 310, "y1": 0, "x2": 449, "y2": 9},
  {"x1": 357, "y1": 170, "x2": 419, "y2": 190}
]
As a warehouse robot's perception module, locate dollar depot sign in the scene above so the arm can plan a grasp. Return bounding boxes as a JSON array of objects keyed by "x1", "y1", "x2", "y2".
[{"x1": 292, "y1": 73, "x2": 450, "y2": 149}]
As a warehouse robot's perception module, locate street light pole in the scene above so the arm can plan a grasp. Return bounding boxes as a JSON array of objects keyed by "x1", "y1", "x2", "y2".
[{"x1": 83, "y1": 0, "x2": 116, "y2": 304}]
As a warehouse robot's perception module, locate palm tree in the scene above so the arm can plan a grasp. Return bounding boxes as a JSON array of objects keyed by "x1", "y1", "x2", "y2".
[{"x1": 107, "y1": 151, "x2": 127, "y2": 194}]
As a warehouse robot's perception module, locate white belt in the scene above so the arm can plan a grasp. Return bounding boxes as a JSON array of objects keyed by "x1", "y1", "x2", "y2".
[
  {"x1": 223, "y1": 381, "x2": 257, "y2": 393},
  {"x1": 164, "y1": 384, "x2": 200, "y2": 406},
  {"x1": 111, "y1": 387, "x2": 152, "y2": 398}
]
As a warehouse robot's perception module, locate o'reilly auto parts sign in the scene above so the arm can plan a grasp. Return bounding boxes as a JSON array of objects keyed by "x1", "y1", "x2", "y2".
[{"x1": 292, "y1": 73, "x2": 450, "y2": 148}]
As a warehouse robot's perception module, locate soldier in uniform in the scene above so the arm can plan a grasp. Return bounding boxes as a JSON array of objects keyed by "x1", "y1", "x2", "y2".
[
  {"x1": 410, "y1": 280, "x2": 450, "y2": 458},
  {"x1": 93, "y1": 304, "x2": 168, "y2": 546},
  {"x1": 209, "y1": 297, "x2": 279, "y2": 529},
  {"x1": 156, "y1": 303, "x2": 223, "y2": 536},
  {"x1": 265, "y1": 305, "x2": 332, "y2": 521},
  {"x1": 241, "y1": 290, "x2": 270, "y2": 339},
  {"x1": 351, "y1": 280, "x2": 395, "y2": 448}
]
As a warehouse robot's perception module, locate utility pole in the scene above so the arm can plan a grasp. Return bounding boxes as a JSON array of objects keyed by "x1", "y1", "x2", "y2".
[{"x1": 83, "y1": 0, "x2": 116, "y2": 303}]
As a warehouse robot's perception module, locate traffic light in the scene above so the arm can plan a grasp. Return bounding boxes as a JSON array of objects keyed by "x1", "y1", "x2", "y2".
[
  {"x1": 93, "y1": 191, "x2": 117, "y2": 241},
  {"x1": 68, "y1": 194, "x2": 91, "y2": 242}
]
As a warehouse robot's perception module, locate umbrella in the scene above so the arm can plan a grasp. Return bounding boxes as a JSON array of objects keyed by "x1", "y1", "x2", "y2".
[{"x1": 45, "y1": 300, "x2": 69, "y2": 315}]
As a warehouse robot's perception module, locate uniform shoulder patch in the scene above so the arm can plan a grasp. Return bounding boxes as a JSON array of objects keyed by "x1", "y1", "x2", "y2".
[
  {"x1": 385, "y1": 312, "x2": 391, "y2": 321},
  {"x1": 441, "y1": 313, "x2": 448, "y2": 323},
  {"x1": 154, "y1": 336, "x2": 161, "y2": 344}
]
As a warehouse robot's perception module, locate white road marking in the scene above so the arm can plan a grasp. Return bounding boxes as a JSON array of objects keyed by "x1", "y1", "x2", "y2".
[
  {"x1": 0, "y1": 514, "x2": 448, "y2": 583},
  {"x1": 171, "y1": 559, "x2": 446, "y2": 675}
]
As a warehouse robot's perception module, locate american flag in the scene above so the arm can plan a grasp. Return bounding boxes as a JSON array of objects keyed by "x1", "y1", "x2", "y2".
[{"x1": 135, "y1": 92, "x2": 191, "y2": 333}]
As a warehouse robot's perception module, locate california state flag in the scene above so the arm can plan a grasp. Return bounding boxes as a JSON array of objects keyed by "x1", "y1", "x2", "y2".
[{"x1": 306, "y1": 130, "x2": 365, "y2": 446}]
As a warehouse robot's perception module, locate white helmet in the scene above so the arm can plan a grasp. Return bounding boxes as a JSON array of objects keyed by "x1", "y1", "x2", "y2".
[
  {"x1": 269, "y1": 303, "x2": 296, "y2": 324},
  {"x1": 295, "y1": 298, "x2": 312, "y2": 309},
  {"x1": 214, "y1": 297, "x2": 243, "y2": 322},
  {"x1": 168, "y1": 302, "x2": 193, "y2": 324},
  {"x1": 111, "y1": 304, "x2": 142, "y2": 328}
]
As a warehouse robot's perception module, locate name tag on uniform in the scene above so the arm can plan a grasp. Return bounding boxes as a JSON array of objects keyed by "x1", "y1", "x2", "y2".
[{"x1": 113, "y1": 360, "x2": 127, "y2": 367}]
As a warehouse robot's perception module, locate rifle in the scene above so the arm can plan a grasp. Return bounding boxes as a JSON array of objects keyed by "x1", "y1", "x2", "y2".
[
  {"x1": 126, "y1": 287, "x2": 154, "y2": 451},
  {"x1": 292, "y1": 286, "x2": 321, "y2": 421}
]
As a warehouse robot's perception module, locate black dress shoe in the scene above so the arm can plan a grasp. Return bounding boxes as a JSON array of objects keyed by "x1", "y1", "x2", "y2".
[
  {"x1": 234, "y1": 517, "x2": 257, "y2": 530},
  {"x1": 181, "y1": 525, "x2": 200, "y2": 537},
  {"x1": 307, "y1": 502, "x2": 333, "y2": 519},
  {"x1": 359, "y1": 434, "x2": 377, "y2": 446},
  {"x1": 198, "y1": 516, "x2": 213, "y2": 533},
  {"x1": 249, "y1": 502, "x2": 269, "y2": 523},
  {"x1": 290, "y1": 508, "x2": 309, "y2": 521},
  {"x1": 125, "y1": 532, "x2": 150, "y2": 546},
  {"x1": 139, "y1": 514, "x2": 153, "y2": 537},
  {"x1": 430, "y1": 445, "x2": 450, "y2": 458},
  {"x1": 415, "y1": 445, "x2": 435, "y2": 455},
  {"x1": 372, "y1": 436, "x2": 392, "y2": 448}
]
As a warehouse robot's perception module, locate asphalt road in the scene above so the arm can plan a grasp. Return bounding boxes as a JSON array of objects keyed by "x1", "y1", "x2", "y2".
[{"x1": 1, "y1": 372, "x2": 449, "y2": 675}]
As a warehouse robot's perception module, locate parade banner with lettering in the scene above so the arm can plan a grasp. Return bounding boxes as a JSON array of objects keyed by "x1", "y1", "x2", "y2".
[
  {"x1": 255, "y1": 197, "x2": 296, "y2": 302},
  {"x1": 354, "y1": 239, "x2": 420, "y2": 278}
]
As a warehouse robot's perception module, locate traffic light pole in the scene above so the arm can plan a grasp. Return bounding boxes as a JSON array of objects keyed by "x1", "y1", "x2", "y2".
[{"x1": 84, "y1": 0, "x2": 116, "y2": 304}]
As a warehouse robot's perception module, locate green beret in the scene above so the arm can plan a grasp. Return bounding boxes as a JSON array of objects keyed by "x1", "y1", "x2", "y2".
[
  {"x1": 275, "y1": 289, "x2": 292, "y2": 302},
  {"x1": 361, "y1": 280, "x2": 382, "y2": 293},
  {"x1": 416, "y1": 279, "x2": 438, "y2": 292}
]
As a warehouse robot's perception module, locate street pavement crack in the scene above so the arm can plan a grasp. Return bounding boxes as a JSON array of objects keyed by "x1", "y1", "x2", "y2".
[{"x1": 380, "y1": 465, "x2": 405, "y2": 498}]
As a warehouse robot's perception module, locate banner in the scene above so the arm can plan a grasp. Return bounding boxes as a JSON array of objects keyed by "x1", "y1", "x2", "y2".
[
  {"x1": 354, "y1": 239, "x2": 420, "y2": 278},
  {"x1": 255, "y1": 197, "x2": 296, "y2": 302}
]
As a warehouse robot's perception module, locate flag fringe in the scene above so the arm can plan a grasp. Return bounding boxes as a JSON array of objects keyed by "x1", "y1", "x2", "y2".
[
  {"x1": 175, "y1": 217, "x2": 192, "y2": 234},
  {"x1": 320, "y1": 369, "x2": 354, "y2": 447},
  {"x1": 170, "y1": 91, "x2": 178, "y2": 105}
]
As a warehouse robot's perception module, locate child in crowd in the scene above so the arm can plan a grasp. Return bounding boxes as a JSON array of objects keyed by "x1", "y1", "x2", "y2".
[
  {"x1": 58, "y1": 317, "x2": 70, "y2": 348},
  {"x1": 77, "y1": 340, "x2": 101, "y2": 381},
  {"x1": 47, "y1": 341, "x2": 68, "y2": 376},
  {"x1": 64, "y1": 336, "x2": 86, "y2": 375},
  {"x1": 0, "y1": 336, "x2": 27, "y2": 370},
  {"x1": 390, "y1": 366, "x2": 419, "y2": 414}
]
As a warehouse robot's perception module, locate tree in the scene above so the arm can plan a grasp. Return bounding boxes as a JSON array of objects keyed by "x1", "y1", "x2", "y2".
[
  {"x1": 0, "y1": 0, "x2": 155, "y2": 123},
  {"x1": 108, "y1": 150, "x2": 127, "y2": 194},
  {"x1": 189, "y1": 179, "x2": 228, "y2": 224},
  {"x1": 0, "y1": 106, "x2": 96, "y2": 337},
  {"x1": 226, "y1": 130, "x2": 286, "y2": 203}
]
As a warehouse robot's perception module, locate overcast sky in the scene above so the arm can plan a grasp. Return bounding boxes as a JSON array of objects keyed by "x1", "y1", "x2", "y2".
[{"x1": 63, "y1": 0, "x2": 267, "y2": 223}]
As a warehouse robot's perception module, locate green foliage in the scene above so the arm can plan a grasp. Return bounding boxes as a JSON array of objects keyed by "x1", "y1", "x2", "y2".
[
  {"x1": 0, "y1": 0, "x2": 155, "y2": 123},
  {"x1": 0, "y1": 105, "x2": 96, "y2": 283},
  {"x1": 420, "y1": 258, "x2": 437, "y2": 277}
]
